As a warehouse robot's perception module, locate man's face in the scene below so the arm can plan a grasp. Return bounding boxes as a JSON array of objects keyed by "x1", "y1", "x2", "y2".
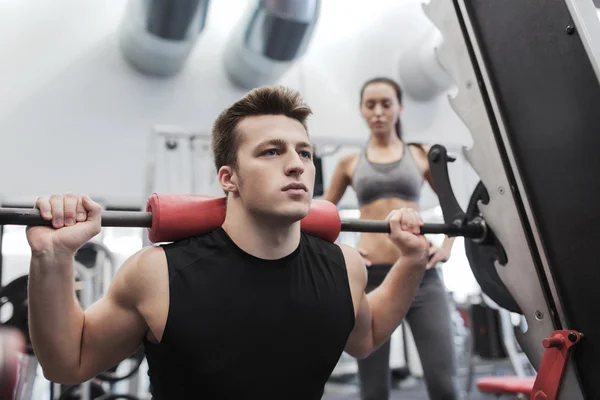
[{"x1": 221, "y1": 114, "x2": 315, "y2": 223}]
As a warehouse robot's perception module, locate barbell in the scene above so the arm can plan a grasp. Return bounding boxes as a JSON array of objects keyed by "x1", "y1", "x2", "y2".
[
  {"x1": 0, "y1": 193, "x2": 487, "y2": 243},
  {"x1": 0, "y1": 188, "x2": 518, "y2": 313}
]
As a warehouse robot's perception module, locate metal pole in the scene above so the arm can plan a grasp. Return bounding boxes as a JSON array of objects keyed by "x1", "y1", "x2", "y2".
[{"x1": 0, "y1": 207, "x2": 488, "y2": 240}]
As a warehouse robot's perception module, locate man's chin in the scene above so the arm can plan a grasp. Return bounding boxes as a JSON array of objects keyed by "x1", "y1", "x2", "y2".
[
  {"x1": 266, "y1": 202, "x2": 311, "y2": 223},
  {"x1": 280, "y1": 205, "x2": 311, "y2": 221}
]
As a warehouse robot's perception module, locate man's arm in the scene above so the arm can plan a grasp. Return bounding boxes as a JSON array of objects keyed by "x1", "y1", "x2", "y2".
[
  {"x1": 340, "y1": 207, "x2": 429, "y2": 359},
  {"x1": 28, "y1": 245, "x2": 166, "y2": 384},
  {"x1": 341, "y1": 245, "x2": 426, "y2": 358}
]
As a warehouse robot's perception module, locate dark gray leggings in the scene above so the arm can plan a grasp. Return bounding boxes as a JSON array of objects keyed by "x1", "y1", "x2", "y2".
[{"x1": 358, "y1": 267, "x2": 459, "y2": 400}]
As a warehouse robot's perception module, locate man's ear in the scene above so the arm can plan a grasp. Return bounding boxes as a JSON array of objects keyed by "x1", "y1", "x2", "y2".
[{"x1": 218, "y1": 166, "x2": 238, "y2": 194}]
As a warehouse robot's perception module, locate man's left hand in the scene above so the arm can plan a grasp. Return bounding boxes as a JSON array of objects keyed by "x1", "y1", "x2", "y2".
[{"x1": 427, "y1": 246, "x2": 450, "y2": 270}]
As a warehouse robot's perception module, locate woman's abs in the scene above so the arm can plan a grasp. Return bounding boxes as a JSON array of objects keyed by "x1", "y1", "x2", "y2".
[{"x1": 356, "y1": 197, "x2": 420, "y2": 265}]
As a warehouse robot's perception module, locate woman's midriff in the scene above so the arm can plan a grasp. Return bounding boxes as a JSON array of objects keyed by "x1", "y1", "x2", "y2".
[{"x1": 356, "y1": 197, "x2": 420, "y2": 265}]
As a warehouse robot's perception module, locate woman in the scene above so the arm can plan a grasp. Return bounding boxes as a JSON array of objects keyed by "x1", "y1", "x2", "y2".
[{"x1": 323, "y1": 77, "x2": 459, "y2": 400}]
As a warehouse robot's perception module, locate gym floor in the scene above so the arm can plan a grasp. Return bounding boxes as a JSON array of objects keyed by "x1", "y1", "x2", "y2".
[
  {"x1": 28, "y1": 356, "x2": 519, "y2": 399},
  {"x1": 322, "y1": 358, "x2": 519, "y2": 400}
]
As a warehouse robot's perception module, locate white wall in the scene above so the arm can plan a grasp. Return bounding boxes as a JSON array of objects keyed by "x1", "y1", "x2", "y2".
[{"x1": 0, "y1": 0, "x2": 476, "y2": 210}]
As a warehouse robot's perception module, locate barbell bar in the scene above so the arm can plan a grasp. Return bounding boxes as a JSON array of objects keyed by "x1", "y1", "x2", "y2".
[{"x1": 0, "y1": 195, "x2": 487, "y2": 243}]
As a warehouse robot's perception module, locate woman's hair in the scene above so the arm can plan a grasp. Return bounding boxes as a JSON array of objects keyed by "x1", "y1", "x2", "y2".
[{"x1": 359, "y1": 77, "x2": 403, "y2": 139}]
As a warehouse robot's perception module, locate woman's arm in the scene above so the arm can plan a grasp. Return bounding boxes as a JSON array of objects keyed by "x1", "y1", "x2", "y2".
[{"x1": 321, "y1": 152, "x2": 356, "y2": 205}]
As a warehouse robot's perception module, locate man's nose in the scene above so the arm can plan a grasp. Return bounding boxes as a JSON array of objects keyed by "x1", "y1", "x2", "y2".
[{"x1": 285, "y1": 152, "x2": 305, "y2": 175}]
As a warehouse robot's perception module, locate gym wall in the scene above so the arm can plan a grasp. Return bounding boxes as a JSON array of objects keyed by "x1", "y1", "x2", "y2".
[{"x1": 0, "y1": 0, "x2": 475, "y2": 211}]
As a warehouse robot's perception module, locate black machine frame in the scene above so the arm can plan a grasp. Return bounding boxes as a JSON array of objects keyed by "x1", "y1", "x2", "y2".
[{"x1": 425, "y1": 0, "x2": 600, "y2": 398}]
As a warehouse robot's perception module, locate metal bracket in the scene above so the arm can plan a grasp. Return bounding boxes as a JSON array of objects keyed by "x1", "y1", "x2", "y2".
[
  {"x1": 532, "y1": 330, "x2": 583, "y2": 400},
  {"x1": 428, "y1": 144, "x2": 486, "y2": 241}
]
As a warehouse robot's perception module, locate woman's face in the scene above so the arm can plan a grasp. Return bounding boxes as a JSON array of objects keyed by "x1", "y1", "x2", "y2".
[{"x1": 360, "y1": 82, "x2": 402, "y2": 137}]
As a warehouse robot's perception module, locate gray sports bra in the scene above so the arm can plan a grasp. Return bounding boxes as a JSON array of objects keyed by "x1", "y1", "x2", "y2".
[{"x1": 352, "y1": 144, "x2": 424, "y2": 207}]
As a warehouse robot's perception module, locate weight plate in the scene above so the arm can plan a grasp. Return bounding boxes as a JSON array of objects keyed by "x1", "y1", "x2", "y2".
[
  {"x1": 464, "y1": 181, "x2": 522, "y2": 313},
  {"x1": 58, "y1": 382, "x2": 106, "y2": 400}
]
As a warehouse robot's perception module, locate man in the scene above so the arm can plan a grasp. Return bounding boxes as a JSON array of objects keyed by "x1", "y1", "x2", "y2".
[{"x1": 26, "y1": 86, "x2": 429, "y2": 399}]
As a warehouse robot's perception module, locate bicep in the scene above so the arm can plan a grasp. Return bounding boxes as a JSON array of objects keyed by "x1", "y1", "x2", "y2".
[
  {"x1": 339, "y1": 244, "x2": 373, "y2": 358},
  {"x1": 77, "y1": 250, "x2": 152, "y2": 382},
  {"x1": 344, "y1": 293, "x2": 373, "y2": 359}
]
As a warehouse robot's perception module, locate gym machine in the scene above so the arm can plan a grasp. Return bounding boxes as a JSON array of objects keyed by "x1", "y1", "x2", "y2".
[
  {"x1": 0, "y1": 227, "x2": 146, "y2": 399},
  {"x1": 422, "y1": 0, "x2": 600, "y2": 398}
]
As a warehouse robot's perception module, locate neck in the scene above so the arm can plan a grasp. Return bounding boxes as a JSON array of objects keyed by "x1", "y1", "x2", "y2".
[
  {"x1": 369, "y1": 131, "x2": 402, "y2": 148},
  {"x1": 221, "y1": 198, "x2": 301, "y2": 260}
]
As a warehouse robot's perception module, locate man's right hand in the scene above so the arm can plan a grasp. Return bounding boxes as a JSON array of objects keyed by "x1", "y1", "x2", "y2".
[
  {"x1": 386, "y1": 208, "x2": 429, "y2": 266},
  {"x1": 26, "y1": 193, "x2": 103, "y2": 258}
]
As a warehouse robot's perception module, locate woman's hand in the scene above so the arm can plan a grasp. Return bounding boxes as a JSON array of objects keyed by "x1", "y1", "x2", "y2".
[{"x1": 427, "y1": 245, "x2": 451, "y2": 269}]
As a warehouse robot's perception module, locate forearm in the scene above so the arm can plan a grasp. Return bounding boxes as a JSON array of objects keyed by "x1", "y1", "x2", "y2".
[
  {"x1": 366, "y1": 256, "x2": 425, "y2": 351},
  {"x1": 29, "y1": 252, "x2": 84, "y2": 382},
  {"x1": 441, "y1": 236, "x2": 455, "y2": 251}
]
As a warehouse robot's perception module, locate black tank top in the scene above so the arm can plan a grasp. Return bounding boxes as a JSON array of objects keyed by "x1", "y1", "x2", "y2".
[{"x1": 143, "y1": 227, "x2": 355, "y2": 400}]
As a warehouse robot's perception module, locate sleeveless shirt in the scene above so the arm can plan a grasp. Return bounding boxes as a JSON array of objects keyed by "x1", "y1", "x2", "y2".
[{"x1": 143, "y1": 227, "x2": 356, "y2": 399}]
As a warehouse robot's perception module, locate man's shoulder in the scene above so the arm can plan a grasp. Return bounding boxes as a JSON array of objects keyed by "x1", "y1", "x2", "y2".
[
  {"x1": 301, "y1": 232, "x2": 342, "y2": 254},
  {"x1": 160, "y1": 229, "x2": 225, "y2": 261},
  {"x1": 301, "y1": 234, "x2": 365, "y2": 272},
  {"x1": 107, "y1": 245, "x2": 167, "y2": 308},
  {"x1": 336, "y1": 243, "x2": 368, "y2": 291},
  {"x1": 126, "y1": 230, "x2": 223, "y2": 286},
  {"x1": 131, "y1": 245, "x2": 169, "y2": 282},
  {"x1": 337, "y1": 243, "x2": 366, "y2": 271}
]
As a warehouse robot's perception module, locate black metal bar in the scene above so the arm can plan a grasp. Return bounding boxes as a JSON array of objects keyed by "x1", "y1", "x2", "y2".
[
  {"x1": 340, "y1": 220, "x2": 389, "y2": 233},
  {"x1": 463, "y1": 0, "x2": 600, "y2": 395},
  {"x1": 0, "y1": 208, "x2": 153, "y2": 228},
  {"x1": 428, "y1": 144, "x2": 467, "y2": 225},
  {"x1": 0, "y1": 208, "x2": 486, "y2": 240},
  {"x1": 340, "y1": 219, "x2": 485, "y2": 239}
]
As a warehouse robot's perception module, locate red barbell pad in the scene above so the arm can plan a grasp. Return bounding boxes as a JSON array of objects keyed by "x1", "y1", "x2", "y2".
[
  {"x1": 0, "y1": 329, "x2": 26, "y2": 400},
  {"x1": 300, "y1": 199, "x2": 342, "y2": 242},
  {"x1": 146, "y1": 194, "x2": 226, "y2": 243},
  {"x1": 146, "y1": 194, "x2": 342, "y2": 243}
]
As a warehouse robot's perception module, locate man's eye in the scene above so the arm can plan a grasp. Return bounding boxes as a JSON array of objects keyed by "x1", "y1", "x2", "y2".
[
  {"x1": 300, "y1": 151, "x2": 312, "y2": 159},
  {"x1": 262, "y1": 149, "x2": 279, "y2": 156}
]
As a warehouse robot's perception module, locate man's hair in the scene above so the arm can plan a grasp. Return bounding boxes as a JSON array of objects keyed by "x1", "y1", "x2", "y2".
[{"x1": 212, "y1": 85, "x2": 313, "y2": 172}]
